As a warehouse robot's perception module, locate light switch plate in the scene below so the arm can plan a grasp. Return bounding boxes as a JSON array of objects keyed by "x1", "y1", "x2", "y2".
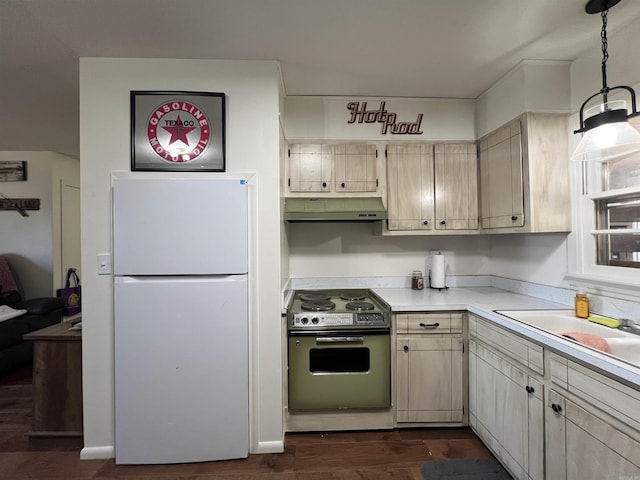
[{"x1": 97, "y1": 253, "x2": 112, "y2": 275}]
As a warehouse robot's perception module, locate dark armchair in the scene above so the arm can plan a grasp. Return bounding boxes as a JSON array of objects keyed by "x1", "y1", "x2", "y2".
[{"x1": 0, "y1": 256, "x2": 65, "y2": 376}]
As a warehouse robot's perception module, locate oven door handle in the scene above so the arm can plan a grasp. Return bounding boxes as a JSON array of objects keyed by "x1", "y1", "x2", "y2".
[{"x1": 316, "y1": 336, "x2": 365, "y2": 344}]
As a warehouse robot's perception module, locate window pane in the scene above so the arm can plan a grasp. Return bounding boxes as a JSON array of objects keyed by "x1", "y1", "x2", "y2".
[
  {"x1": 595, "y1": 194, "x2": 640, "y2": 268},
  {"x1": 604, "y1": 154, "x2": 640, "y2": 190}
]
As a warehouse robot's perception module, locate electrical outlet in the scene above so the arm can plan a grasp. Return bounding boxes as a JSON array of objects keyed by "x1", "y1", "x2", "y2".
[{"x1": 97, "y1": 253, "x2": 112, "y2": 275}]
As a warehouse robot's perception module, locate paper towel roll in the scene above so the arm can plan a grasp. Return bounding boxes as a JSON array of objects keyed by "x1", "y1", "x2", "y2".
[{"x1": 430, "y1": 253, "x2": 446, "y2": 288}]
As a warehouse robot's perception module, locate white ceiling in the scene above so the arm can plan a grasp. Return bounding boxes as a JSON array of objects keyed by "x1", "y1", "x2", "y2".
[{"x1": 2, "y1": 0, "x2": 640, "y2": 157}]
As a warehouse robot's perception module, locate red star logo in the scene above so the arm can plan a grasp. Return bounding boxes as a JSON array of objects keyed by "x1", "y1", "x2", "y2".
[{"x1": 162, "y1": 115, "x2": 196, "y2": 146}]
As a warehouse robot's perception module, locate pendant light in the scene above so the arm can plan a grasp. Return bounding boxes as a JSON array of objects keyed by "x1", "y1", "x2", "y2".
[{"x1": 571, "y1": 0, "x2": 640, "y2": 163}]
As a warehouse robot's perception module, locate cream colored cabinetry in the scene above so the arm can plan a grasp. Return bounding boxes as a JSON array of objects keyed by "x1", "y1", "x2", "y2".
[
  {"x1": 468, "y1": 314, "x2": 544, "y2": 480},
  {"x1": 434, "y1": 143, "x2": 478, "y2": 230},
  {"x1": 386, "y1": 143, "x2": 478, "y2": 233},
  {"x1": 386, "y1": 143, "x2": 434, "y2": 230},
  {"x1": 333, "y1": 144, "x2": 378, "y2": 192},
  {"x1": 395, "y1": 312, "x2": 465, "y2": 424},
  {"x1": 287, "y1": 143, "x2": 378, "y2": 194},
  {"x1": 288, "y1": 144, "x2": 332, "y2": 193},
  {"x1": 478, "y1": 121, "x2": 524, "y2": 228},
  {"x1": 477, "y1": 113, "x2": 570, "y2": 233},
  {"x1": 546, "y1": 354, "x2": 640, "y2": 479}
]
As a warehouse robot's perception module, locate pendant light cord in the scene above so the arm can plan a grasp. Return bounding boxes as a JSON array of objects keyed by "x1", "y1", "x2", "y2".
[{"x1": 600, "y1": 8, "x2": 610, "y2": 100}]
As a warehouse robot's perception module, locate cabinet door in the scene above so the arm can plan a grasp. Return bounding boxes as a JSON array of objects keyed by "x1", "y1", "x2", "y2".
[
  {"x1": 396, "y1": 336, "x2": 463, "y2": 423},
  {"x1": 469, "y1": 340, "x2": 543, "y2": 480},
  {"x1": 546, "y1": 390, "x2": 640, "y2": 480},
  {"x1": 434, "y1": 143, "x2": 478, "y2": 230},
  {"x1": 333, "y1": 144, "x2": 377, "y2": 192},
  {"x1": 479, "y1": 122, "x2": 524, "y2": 228},
  {"x1": 288, "y1": 144, "x2": 332, "y2": 192},
  {"x1": 386, "y1": 144, "x2": 434, "y2": 230}
]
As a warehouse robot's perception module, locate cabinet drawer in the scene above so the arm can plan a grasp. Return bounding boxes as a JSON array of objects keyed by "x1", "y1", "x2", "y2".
[
  {"x1": 469, "y1": 314, "x2": 544, "y2": 375},
  {"x1": 395, "y1": 312, "x2": 463, "y2": 334}
]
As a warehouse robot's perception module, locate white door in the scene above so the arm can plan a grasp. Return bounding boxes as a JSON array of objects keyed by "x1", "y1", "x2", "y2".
[
  {"x1": 113, "y1": 177, "x2": 248, "y2": 275},
  {"x1": 114, "y1": 275, "x2": 249, "y2": 464},
  {"x1": 61, "y1": 182, "x2": 81, "y2": 283}
]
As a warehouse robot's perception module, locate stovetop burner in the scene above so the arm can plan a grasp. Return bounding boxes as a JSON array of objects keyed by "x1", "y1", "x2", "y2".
[
  {"x1": 340, "y1": 292, "x2": 366, "y2": 301},
  {"x1": 301, "y1": 300, "x2": 336, "y2": 311},
  {"x1": 300, "y1": 293, "x2": 332, "y2": 302},
  {"x1": 288, "y1": 289, "x2": 390, "y2": 330},
  {"x1": 345, "y1": 301, "x2": 375, "y2": 311}
]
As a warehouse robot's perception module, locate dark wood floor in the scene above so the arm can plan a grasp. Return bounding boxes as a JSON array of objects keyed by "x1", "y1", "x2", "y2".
[{"x1": 0, "y1": 366, "x2": 494, "y2": 479}]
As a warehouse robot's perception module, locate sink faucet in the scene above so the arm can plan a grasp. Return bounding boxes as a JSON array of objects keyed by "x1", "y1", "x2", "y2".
[{"x1": 619, "y1": 319, "x2": 640, "y2": 336}]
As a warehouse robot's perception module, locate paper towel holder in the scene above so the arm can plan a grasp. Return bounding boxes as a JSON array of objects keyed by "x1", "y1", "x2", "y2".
[{"x1": 428, "y1": 269, "x2": 448, "y2": 291}]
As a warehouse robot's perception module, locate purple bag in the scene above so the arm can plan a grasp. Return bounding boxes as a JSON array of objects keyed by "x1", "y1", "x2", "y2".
[{"x1": 57, "y1": 268, "x2": 81, "y2": 315}]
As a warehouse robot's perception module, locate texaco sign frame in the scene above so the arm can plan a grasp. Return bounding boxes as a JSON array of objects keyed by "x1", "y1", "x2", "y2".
[{"x1": 131, "y1": 91, "x2": 226, "y2": 172}]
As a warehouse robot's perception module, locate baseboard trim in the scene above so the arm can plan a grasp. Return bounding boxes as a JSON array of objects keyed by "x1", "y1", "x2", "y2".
[
  {"x1": 254, "y1": 440, "x2": 284, "y2": 454},
  {"x1": 80, "y1": 446, "x2": 114, "y2": 460}
]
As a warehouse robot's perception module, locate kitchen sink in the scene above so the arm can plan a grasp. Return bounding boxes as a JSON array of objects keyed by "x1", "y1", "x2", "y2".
[{"x1": 496, "y1": 309, "x2": 640, "y2": 367}]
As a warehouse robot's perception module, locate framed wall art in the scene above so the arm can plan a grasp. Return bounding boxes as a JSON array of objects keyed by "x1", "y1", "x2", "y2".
[
  {"x1": 131, "y1": 91, "x2": 226, "y2": 172},
  {"x1": 0, "y1": 161, "x2": 27, "y2": 182}
]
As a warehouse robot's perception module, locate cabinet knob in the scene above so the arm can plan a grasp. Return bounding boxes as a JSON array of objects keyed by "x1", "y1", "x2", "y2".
[
  {"x1": 423, "y1": 220, "x2": 429, "y2": 225},
  {"x1": 341, "y1": 182, "x2": 346, "y2": 188},
  {"x1": 322, "y1": 182, "x2": 327, "y2": 188},
  {"x1": 551, "y1": 403, "x2": 563, "y2": 413},
  {"x1": 525, "y1": 385, "x2": 535, "y2": 394},
  {"x1": 511, "y1": 215, "x2": 518, "y2": 221},
  {"x1": 440, "y1": 220, "x2": 446, "y2": 225},
  {"x1": 403, "y1": 345, "x2": 409, "y2": 352}
]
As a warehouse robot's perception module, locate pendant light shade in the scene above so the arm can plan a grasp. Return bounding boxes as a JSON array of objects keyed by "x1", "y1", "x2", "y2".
[
  {"x1": 571, "y1": 101, "x2": 640, "y2": 162},
  {"x1": 571, "y1": 0, "x2": 640, "y2": 162}
]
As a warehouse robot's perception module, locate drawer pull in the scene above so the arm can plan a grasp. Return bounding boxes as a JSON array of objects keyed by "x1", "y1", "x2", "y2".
[
  {"x1": 403, "y1": 345, "x2": 409, "y2": 352},
  {"x1": 419, "y1": 322, "x2": 440, "y2": 329},
  {"x1": 525, "y1": 386, "x2": 535, "y2": 394},
  {"x1": 551, "y1": 403, "x2": 563, "y2": 413}
]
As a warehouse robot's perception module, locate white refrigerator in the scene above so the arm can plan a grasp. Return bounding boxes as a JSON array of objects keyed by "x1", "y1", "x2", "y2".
[{"x1": 112, "y1": 175, "x2": 249, "y2": 465}]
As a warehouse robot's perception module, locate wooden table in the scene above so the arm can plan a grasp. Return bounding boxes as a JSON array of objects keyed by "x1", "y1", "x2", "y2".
[{"x1": 23, "y1": 321, "x2": 82, "y2": 437}]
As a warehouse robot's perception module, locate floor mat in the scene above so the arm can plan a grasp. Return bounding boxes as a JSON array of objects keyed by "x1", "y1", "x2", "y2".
[{"x1": 420, "y1": 457, "x2": 513, "y2": 480}]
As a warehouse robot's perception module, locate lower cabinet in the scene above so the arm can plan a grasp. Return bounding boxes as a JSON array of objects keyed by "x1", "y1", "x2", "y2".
[
  {"x1": 470, "y1": 313, "x2": 640, "y2": 480},
  {"x1": 469, "y1": 316, "x2": 543, "y2": 480},
  {"x1": 546, "y1": 390, "x2": 640, "y2": 479},
  {"x1": 394, "y1": 312, "x2": 465, "y2": 425}
]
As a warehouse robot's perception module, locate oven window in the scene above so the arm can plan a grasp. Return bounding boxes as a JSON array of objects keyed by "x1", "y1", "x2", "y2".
[{"x1": 309, "y1": 347, "x2": 370, "y2": 373}]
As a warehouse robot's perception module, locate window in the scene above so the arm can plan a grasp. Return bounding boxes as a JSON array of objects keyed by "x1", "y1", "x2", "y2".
[
  {"x1": 594, "y1": 193, "x2": 640, "y2": 268},
  {"x1": 570, "y1": 117, "x2": 640, "y2": 292}
]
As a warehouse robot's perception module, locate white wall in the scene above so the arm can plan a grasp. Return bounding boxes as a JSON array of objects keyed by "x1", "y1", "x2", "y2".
[
  {"x1": 475, "y1": 60, "x2": 571, "y2": 138},
  {"x1": 79, "y1": 58, "x2": 283, "y2": 458},
  {"x1": 284, "y1": 96, "x2": 475, "y2": 141},
  {"x1": 0, "y1": 151, "x2": 78, "y2": 298},
  {"x1": 288, "y1": 223, "x2": 492, "y2": 280}
]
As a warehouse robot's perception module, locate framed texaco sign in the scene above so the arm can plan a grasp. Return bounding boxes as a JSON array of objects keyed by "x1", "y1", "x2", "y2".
[{"x1": 131, "y1": 91, "x2": 225, "y2": 172}]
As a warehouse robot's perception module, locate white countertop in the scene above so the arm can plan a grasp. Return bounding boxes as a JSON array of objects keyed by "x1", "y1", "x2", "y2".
[
  {"x1": 371, "y1": 286, "x2": 568, "y2": 312},
  {"x1": 371, "y1": 286, "x2": 640, "y2": 390}
]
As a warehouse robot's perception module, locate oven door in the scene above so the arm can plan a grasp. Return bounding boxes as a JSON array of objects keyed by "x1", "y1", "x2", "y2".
[{"x1": 288, "y1": 330, "x2": 390, "y2": 410}]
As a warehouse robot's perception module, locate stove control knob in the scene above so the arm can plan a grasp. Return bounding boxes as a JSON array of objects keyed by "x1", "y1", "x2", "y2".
[
  {"x1": 301, "y1": 317, "x2": 309, "y2": 324},
  {"x1": 311, "y1": 317, "x2": 319, "y2": 324}
]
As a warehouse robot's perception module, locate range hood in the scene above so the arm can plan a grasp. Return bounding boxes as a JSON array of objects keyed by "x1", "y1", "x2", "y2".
[{"x1": 284, "y1": 197, "x2": 387, "y2": 222}]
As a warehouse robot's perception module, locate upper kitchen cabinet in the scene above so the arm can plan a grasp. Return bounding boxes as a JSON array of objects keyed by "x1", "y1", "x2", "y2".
[
  {"x1": 286, "y1": 143, "x2": 379, "y2": 195},
  {"x1": 477, "y1": 113, "x2": 570, "y2": 233},
  {"x1": 287, "y1": 144, "x2": 332, "y2": 193},
  {"x1": 386, "y1": 143, "x2": 434, "y2": 231},
  {"x1": 333, "y1": 144, "x2": 378, "y2": 192},
  {"x1": 385, "y1": 142, "x2": 478, "y2": 235},
  {"x1": 434, "y1": 143, "x2": 478, "y2": 231}
]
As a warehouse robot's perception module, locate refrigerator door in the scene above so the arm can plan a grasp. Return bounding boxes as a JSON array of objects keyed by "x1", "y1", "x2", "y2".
[
  {"x1": 114, "y1": 275, "x2": 248, "y2": 464},
  {"x1": 113, "y1": 177, "x2": 248, "y2": 275}
]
